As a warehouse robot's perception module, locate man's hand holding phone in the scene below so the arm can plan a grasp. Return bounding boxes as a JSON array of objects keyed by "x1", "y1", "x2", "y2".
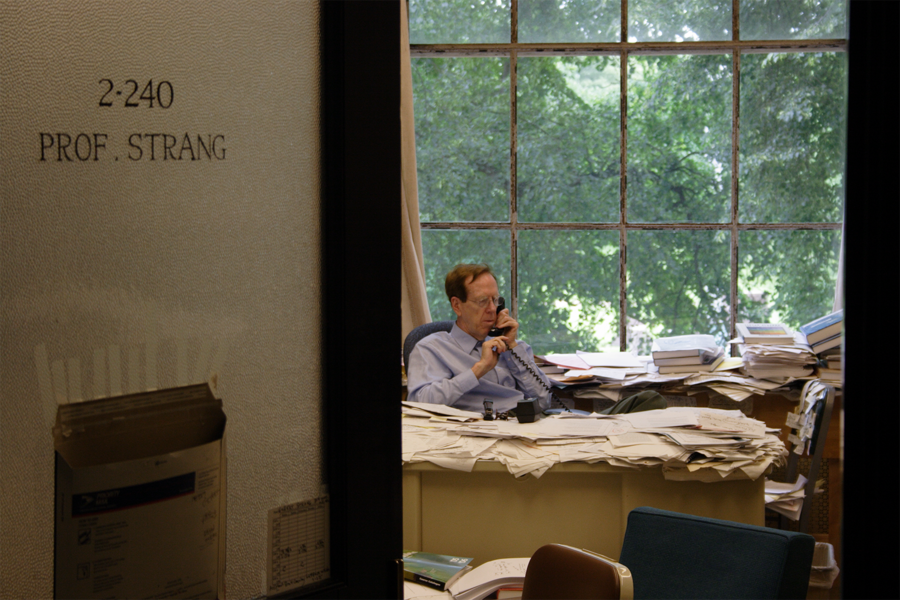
[
  {"x1": 491, "y1": 308, "x2": 518, "y2": 349},
  {"x1": 472, "y1": 308, "x2": 520, "y2": 380}
]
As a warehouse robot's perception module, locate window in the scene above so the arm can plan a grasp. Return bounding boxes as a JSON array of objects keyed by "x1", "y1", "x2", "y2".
[{"x1": 410, "y1": 0, "x2": 847, "y2": 354}]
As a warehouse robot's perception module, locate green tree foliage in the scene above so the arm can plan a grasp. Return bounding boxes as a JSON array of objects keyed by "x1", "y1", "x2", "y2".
[
  {"x1": 410, "y1": 0, "x2": 846, "y2": 355},
  {"x1": 518, "y1": 0, "x2": 620, "y2": 43},
  {"x1": 409, "y1": 0, "x2": 510, "y2": 43},
  {"x1": 413, "y1": 57, "x2": 510, "y2": 222},
  {"x1": 740, "y1": 0, "x2": 848, "y2": 40},
  {"x1": 629, "y1": 0, "x2": 732, "y2": 41},
  {"x1": 517, "y1": 56, "x2": 620, "y2": 223},
  {"x1": 628, "y1": 54, "x2": 732, "y2": 223}
]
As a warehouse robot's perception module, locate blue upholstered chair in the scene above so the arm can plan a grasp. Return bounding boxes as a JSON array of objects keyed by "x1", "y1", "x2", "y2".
[
  {"x1": 618, "y1": 507, "x2": 815, "y2": 600},
  {"x1": 403, "y1": 320, "x2": 454, "y2": 372}
]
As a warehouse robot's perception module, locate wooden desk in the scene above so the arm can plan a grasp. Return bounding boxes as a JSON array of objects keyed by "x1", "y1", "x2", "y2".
[{"x1": 403, "y1": 460, "x2": 764, "y2": 565}]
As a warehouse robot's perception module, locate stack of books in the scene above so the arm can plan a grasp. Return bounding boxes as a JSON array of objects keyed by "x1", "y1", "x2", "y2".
[
  {"x1": 799, "y1": 310, "x2": 843, "y2": 384},
  {"x1": 799, "y1": 309, "x2": 843, "y2": 355},
  {"x1": 816, "y1": 348, "x2": 842, "y2": 383},
  {"x1": 402, "y1": 550, "x2": 473, "y2": 592},
  {"x1": 651, "y1": 334, "x2": 725, "y2": 374}
]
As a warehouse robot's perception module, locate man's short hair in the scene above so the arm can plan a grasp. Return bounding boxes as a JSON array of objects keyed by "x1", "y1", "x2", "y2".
[{"x1": 445, "y1": 263, "x2": 494, "y2": 303}]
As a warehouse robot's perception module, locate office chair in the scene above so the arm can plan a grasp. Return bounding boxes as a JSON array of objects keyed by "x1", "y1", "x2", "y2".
[
  {"x1": 521, "y1": 544, "x2": 633, "y2": 600},
  {"x1": 773, "y1": 380, "x2": 835, "y2": 533},
  {"x1": 403, "y1": 320, "x2": 454, "y2": 371},
  {"x1": 618, "y1": 507, "x2": 815, "y2": 600}
]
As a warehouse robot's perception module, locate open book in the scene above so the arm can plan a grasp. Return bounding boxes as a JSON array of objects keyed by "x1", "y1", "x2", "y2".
[{"x1": 447, "y1": 557, "x2": 530, "y2": 600}]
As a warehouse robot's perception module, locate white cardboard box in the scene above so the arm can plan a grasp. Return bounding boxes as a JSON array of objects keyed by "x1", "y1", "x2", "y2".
[{"x1": 53, "y1": 384, "x2": 226, "y2": 599}]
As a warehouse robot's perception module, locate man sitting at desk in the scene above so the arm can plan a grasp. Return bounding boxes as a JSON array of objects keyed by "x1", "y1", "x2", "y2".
[{"x1": 406, "y1": 263, "x2": 553, "y2": 414}]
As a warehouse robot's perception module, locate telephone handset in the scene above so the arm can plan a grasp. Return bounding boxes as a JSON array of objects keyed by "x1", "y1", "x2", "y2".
[
  {"x1": 488, "y1": 297, "x2": 508, "y2": 337},
  {"x1": 484, "y1": 296, "x2": 570, "y2": 416}
]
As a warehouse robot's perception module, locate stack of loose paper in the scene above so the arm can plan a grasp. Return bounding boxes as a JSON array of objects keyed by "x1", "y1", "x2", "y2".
[
  {"x1": 402, "y1": 405, "x2": 786, "y2": 482},
  {"x1": 682, "y1": 367, "x2": 792, "y2": 402},
  {"x1": 403, "y1": 401, "x2": 484, "y2": 422},
  {"x1": 540, "y1": 352, "x2": 649, "y2": 390},
  {"x1": 735, "y1": 332, "x2": 817, "y2": 380},
  {"x1": 764, "y1": 475, "x2": 823, "y2": 520},
  {"x1": 621, "y1": 407, "x2": 787, "y2": 482},
  {"x1": 447, "y1": 558, "x2": 530, "y2": 600}
]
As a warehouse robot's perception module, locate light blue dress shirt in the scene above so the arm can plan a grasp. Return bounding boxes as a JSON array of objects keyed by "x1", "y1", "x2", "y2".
[{"x1": 406, "y1": 322, "x2": 553, "y2": 414}]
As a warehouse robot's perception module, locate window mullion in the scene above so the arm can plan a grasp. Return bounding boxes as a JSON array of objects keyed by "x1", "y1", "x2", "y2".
[
  {"x1": 730, "y1": 0, "x2": 741, "y2": 348},
  {"x1": 510, "y1": 46, "x2": 519, "y2": 319},
  {"x1": 507, "y1": 0, "x2": 518, "y2": 317},
  {"x1": 731, "y1": 48, "x2": 741, "y2": 350},
  {"x1": 619, "y1": 0, "x2": 629, "y2": 351}
]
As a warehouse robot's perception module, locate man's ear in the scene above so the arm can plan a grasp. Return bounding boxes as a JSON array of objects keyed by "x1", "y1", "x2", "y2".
[{"x1": 450, "y1": 297, "x2": 463, "y2": 316}]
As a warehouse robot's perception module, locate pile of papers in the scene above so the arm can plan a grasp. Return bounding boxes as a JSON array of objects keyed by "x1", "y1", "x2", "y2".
[
  {"x1": 764, "y1": 474, "x2": 823, "y2": 521},
  {"x1": 402, "y1": 402, "x2": 787, "y2": 482},
  {"x1": 539, "y1": 347, "x2": 807, "y2": 405},
  {"x1": 734, "y1": 332, "x2": 817, "y2": 381}
]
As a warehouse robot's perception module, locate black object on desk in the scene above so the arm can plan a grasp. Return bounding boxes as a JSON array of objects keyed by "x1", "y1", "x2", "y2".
[{"x1": 515, "y1": 398, "x2": 539, "y2": 423}]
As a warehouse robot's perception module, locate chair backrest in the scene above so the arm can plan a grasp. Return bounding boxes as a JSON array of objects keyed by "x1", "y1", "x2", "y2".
[
  {"x1": 403, "y1": 320, "x2": 455, "y2": 371},
  {"x1": 522, "y1": 544, "x2": 633, "y2": 600},
  {"x1": 618, "y1": 507, "x2": 815, "y2": 600},
  {"x1": 780, "y1": 380, "x2": 835, "y2": 533}
]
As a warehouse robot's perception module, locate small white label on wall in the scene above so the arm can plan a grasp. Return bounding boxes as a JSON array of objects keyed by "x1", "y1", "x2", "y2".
[{"x1": 267, "y1": 495, "x2": 330, "y2": 596}]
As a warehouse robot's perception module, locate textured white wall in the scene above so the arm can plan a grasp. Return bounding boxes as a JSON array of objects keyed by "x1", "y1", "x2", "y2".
[{"x1": 0, "y1": 2, "x2": 321, "y2": 598}]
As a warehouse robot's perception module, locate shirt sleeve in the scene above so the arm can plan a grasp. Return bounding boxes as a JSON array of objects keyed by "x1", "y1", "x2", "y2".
[
  {"x1": 502, "y1": 342, "x2": 554, "y2": 409},
  {"x1": 406, "y1": 337, "x2": 480, "y2": 406}
]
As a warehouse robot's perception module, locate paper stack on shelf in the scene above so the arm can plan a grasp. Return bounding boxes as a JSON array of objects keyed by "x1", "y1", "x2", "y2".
[
  {"x1": 735, "y1": 332, "x2": 817, "y2": 381},
  {"x1": 764, "y1": 474, "x2": 824, "y2": 520}
]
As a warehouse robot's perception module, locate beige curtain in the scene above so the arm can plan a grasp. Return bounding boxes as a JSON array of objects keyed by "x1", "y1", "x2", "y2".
[
  {"x1": 832, "y1": 226, "x2": 844, "y2": 312},
  {"x1": 400, "y1": 0, "x2": 432, "y2": 347}
]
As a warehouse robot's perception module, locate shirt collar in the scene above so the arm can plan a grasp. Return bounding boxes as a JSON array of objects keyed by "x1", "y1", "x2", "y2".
[{"x1": 451, "y1": 322, "x2": 482, "y2": 354}]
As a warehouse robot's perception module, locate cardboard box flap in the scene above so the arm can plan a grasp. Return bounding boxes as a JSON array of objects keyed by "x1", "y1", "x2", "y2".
[{"x1": 53, "y1": 383, "x2": 226, "y2": 468}]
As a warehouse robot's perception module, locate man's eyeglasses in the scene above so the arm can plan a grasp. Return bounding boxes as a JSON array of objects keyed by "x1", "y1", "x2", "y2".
[{"x1": 466, "y1": 296, "x2": 501, "y2": 310}]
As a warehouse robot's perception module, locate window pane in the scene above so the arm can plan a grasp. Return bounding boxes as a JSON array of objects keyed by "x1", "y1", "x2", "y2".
[
  {"x1": 413, "y1": 58, "x2": 510, "y2": 222},
  {"x1": 518, "y1": 230, "x2": 620, "y2": 353},
  {"x1": 421, "y1": 230, "x2": 511, "y2": 322},
  {"x1": 408, "y1": 0, "x2": 510, "y2": 44},
  {"x1": 740, "y1": 52, "x2": 847, "y2": 223},
  {"x1": 519, "y1": 0, "x2": 620, "y2": 43},
  {"x1": 627, "y1": 230, "x2": 731, "y2": 354},
  {"x1": 741, "y1": 0, "x2": 848, "y2": 41},
  {"x1": 628, "y1": 55, "x2": 732, "y2": 223},
  {"x1": 739, "y1": 230, "x2": 840, "y2": 329},
  {"x1": 629, "y1": 0, "x2": 731, "y2": 42},
  {"x1": 518, "y1": 56, "x2": 620, "y2": 223}
]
